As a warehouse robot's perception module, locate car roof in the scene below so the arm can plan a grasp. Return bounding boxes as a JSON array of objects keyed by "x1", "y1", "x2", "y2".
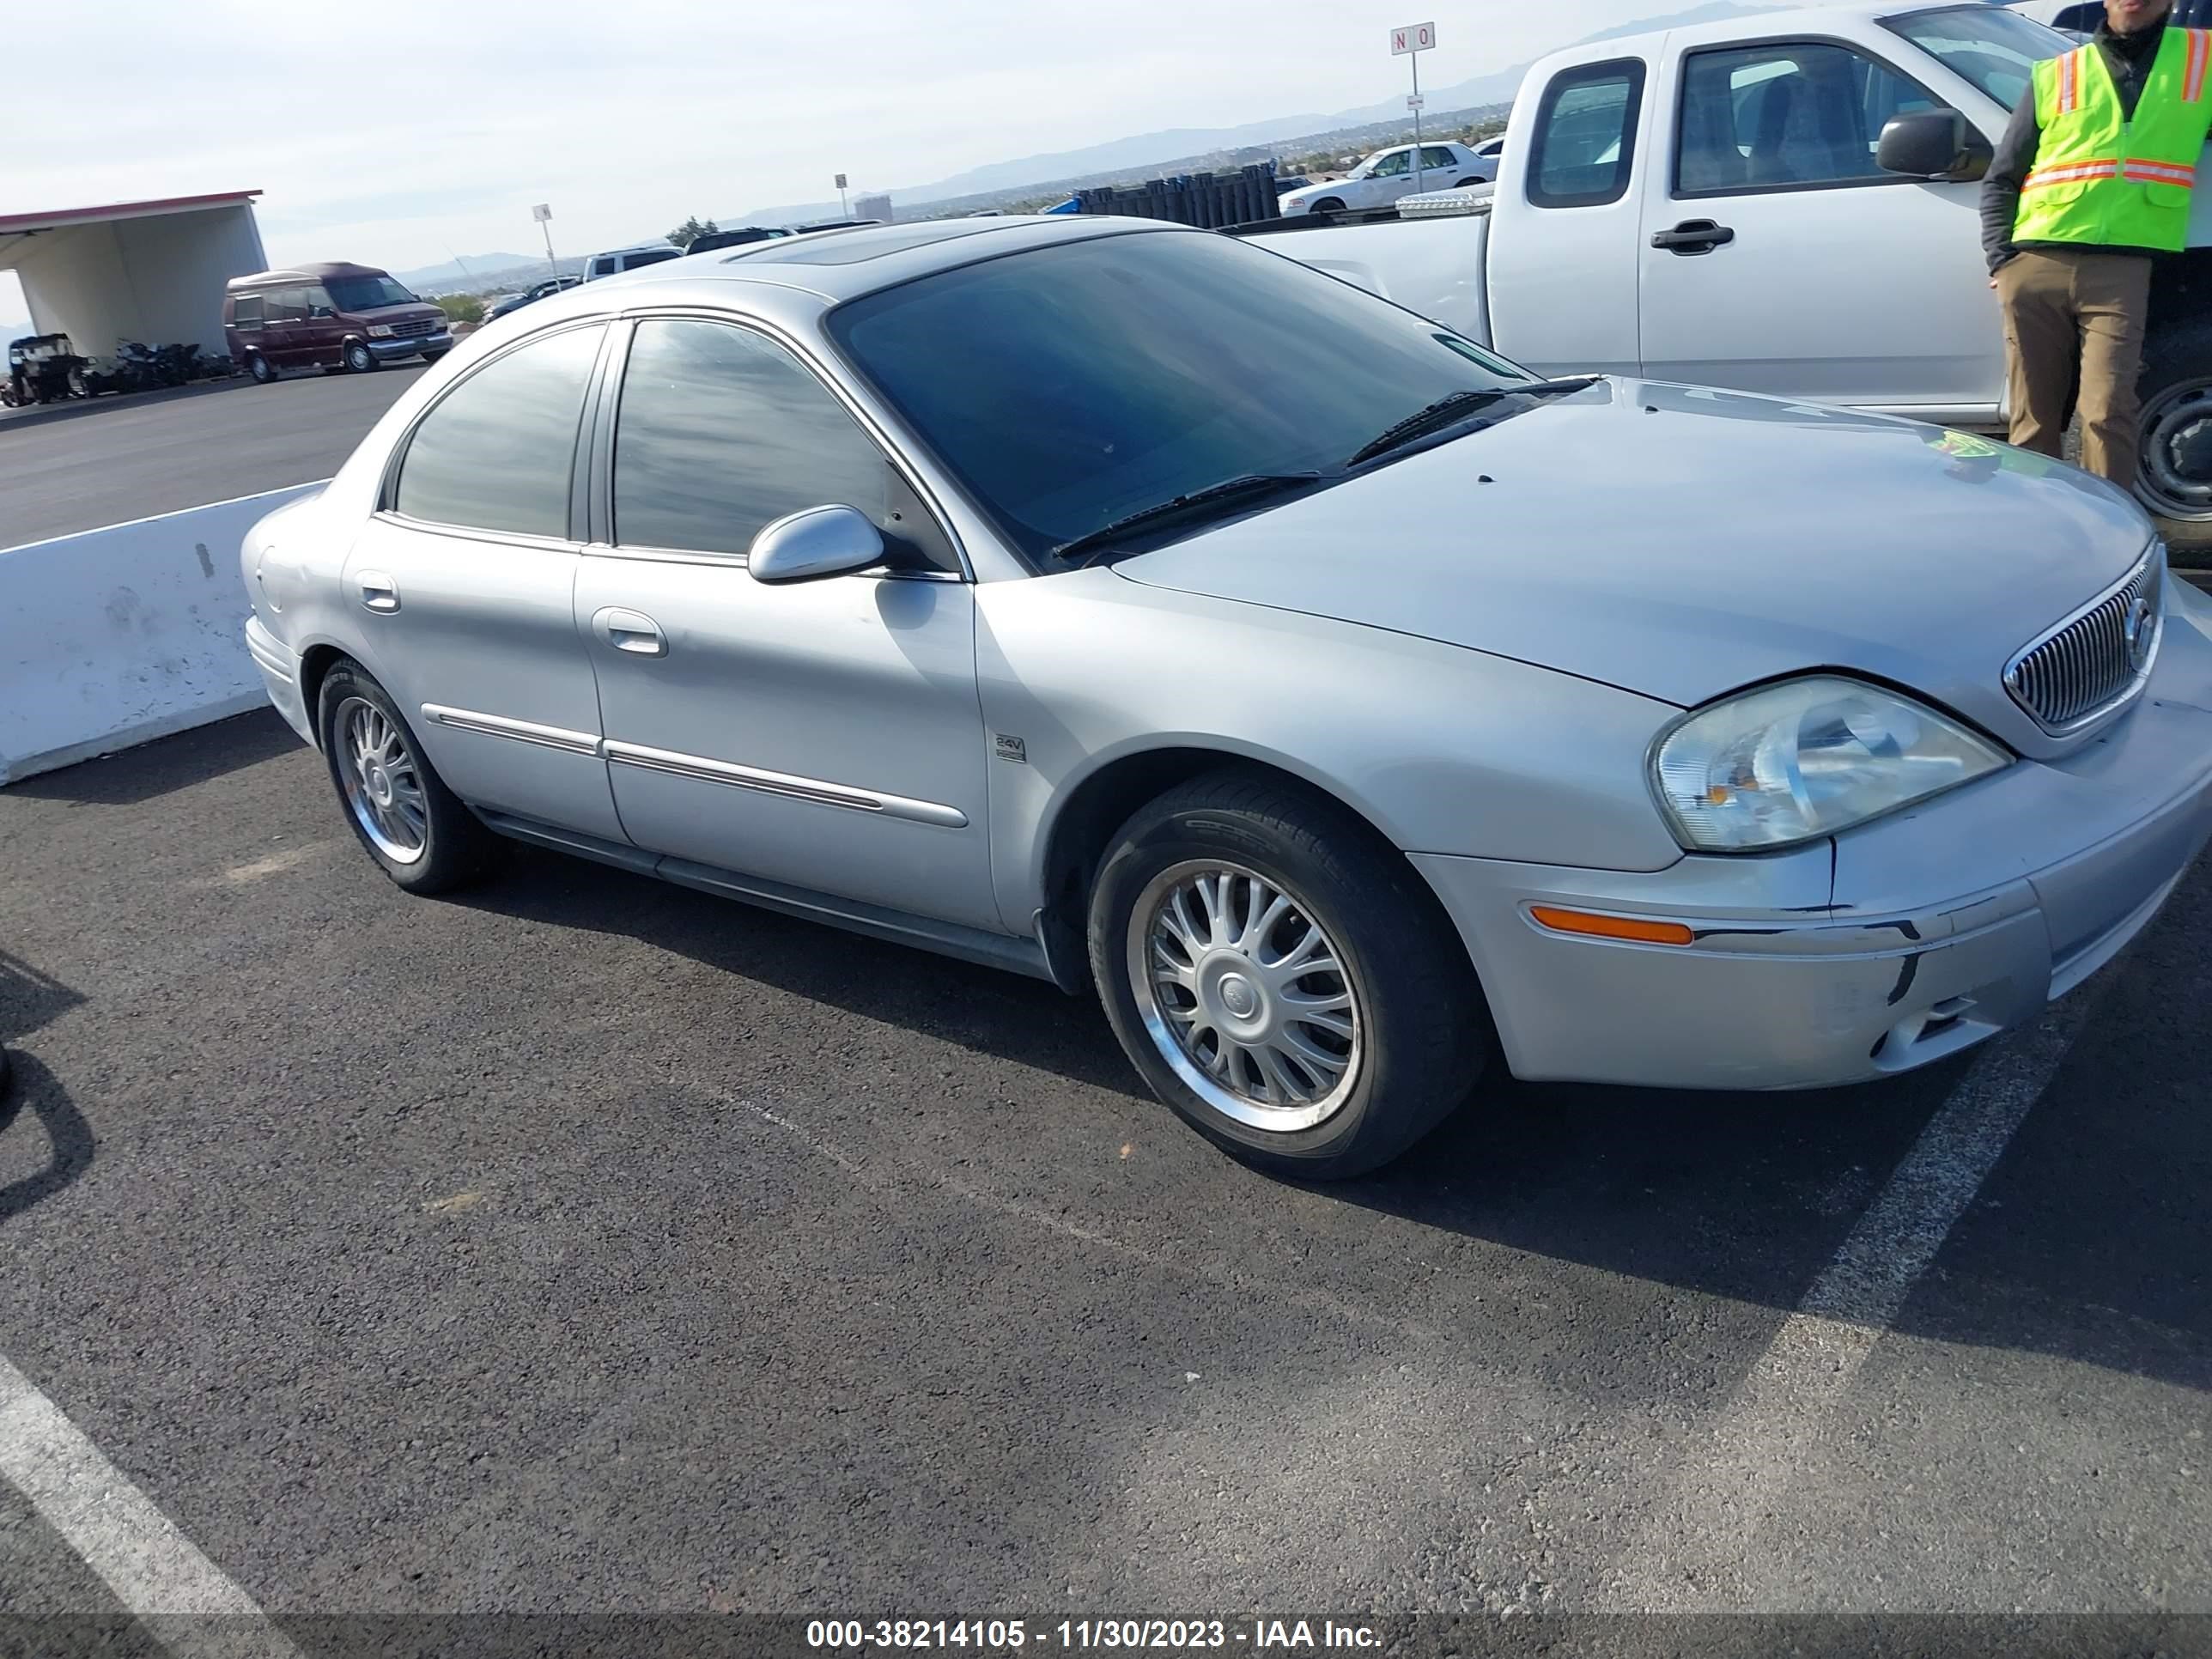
[
  {"x1": 1544, "y1": 0, "x2": 2013, "y2": 60},
  {"x1": 530, "y1": 215, "x2": 1171, "y2": 311},
  {"x1": 225, "y1": 261, "x2": 392, "y2": 290}
]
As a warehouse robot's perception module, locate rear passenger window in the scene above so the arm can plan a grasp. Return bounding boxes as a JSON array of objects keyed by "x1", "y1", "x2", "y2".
[
  {"x1": 1528, "y1": 58, "x2": 1646, "y2": 208},
  {"x1": 394, "y1": 325, "x2": 603, "y2": 538},
  {"x1": 611, "y1": 318, "x2": 949, "y2": 568}
]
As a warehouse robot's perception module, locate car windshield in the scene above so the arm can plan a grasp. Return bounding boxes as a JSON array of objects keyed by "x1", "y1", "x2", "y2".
[
  {"x1": 1885, "y1": 5, "x2": 2070, "y2": 112},
  {"x1": 827, "y1": 231, "x2": 1530, "y2": 564},
  {"x1": 327, "y1": 275, "x2": 418, "y2": 312}
]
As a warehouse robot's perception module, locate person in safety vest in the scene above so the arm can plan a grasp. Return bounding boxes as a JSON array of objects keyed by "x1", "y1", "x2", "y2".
[{"x1": 1980, "y1": 0, "x2": 2212, "y2": 487}]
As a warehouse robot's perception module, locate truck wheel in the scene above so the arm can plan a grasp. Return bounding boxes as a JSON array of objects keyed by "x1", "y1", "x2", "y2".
[
  {"x1": 343, "y1": 340, "x2": 379, "y2": 374},
  {"x1": 1087, "y1": 767, "x2": 1492, "y2": 1181},
  {"x1": 246, "y1": 352, "x2": 276, "y2": 385},
  {"x1": 1311, "y1": 197, "x2": 1346, "y2": 215},
  {"x1": 2138, "y1": 318, "x2": 2212, "y2": 554}
]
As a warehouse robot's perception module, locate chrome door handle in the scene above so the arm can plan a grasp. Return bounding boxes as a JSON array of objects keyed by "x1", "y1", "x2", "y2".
[
  {"x1": 593, "y1": 606, "x2": 667, "y2": 657},
  {"x1": 358, "y1": 571, "x2": 400, "y2": 612}
]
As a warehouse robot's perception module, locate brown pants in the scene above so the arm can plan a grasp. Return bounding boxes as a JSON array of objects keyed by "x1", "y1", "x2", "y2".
[{"x1": 1996, "y1": 246, "x2": 2152, "y2": 487}]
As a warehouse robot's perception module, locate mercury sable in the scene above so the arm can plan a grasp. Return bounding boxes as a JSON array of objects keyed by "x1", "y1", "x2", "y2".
[{"x1": 240, "y1": 216, "x2": 2212, "y2": 1179}]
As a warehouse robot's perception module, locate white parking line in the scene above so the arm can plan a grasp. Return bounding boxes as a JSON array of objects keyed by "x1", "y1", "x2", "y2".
[
  {"x1": 1603, "y1": 993, "x2": 2100, "y2": 1610},
  {"x1": 0, "y1": 1352, "x2": 300, "y2": 1658}
]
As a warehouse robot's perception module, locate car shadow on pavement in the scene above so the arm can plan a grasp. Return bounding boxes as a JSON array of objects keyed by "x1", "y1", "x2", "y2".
[
  {"x1": 6, "y1": 710, "x2": 303, "y2": 807},
  {"x1": 459, "y1": 837, "x2": 2212, "y2": 1395},
  {"x1": 0, "y1": 950, "x2": 92, "y2": 1224}
]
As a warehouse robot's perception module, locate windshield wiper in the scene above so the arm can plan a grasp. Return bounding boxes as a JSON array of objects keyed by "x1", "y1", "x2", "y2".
[
  {"x1": 1052, "y1": 471, "x2": 1333, "y2": 566},
  {"x1": 1345, "y1": 376, "x2": 1601, "y2": 469}
]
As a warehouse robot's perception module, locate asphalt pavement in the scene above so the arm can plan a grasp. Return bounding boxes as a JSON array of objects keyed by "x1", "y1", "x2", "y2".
[
  {"x1": 0, "y1": 368, "x2": 424, "y2": 549},
  {"x1": 0, "y1": 713, "x2": 2205, "y2": 1653}
]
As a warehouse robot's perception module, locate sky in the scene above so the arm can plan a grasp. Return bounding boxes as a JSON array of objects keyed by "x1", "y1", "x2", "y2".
[{"x1": 2, "y1": 0, "x2": 1679, "y2": 323}]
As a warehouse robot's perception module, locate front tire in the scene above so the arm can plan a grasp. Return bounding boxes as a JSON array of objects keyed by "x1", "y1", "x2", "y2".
[
  {"x1": 1087, "y1": 768, "x2": 1491, "y2": 1180},
  {"x1": 318, "y1": 662, "x2": 501, "y2": 894},
  {"x1": 1310, "y1": 196, "x2": 1346, "y2": 215},
  {"x1": 2138, "y1": 318, "x2": 2212, "y2": 553},
  {"x1": 246, "y1": 352, "x2": 276, "y2": 385},
  {"x1": 343, "y1": 340, "x2": 378, "y2": 374}
]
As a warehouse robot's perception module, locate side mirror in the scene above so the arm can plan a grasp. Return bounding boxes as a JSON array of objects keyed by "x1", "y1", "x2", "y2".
[
  {"x1": 747, "y1": 504, "x2": 886, "y2": 585},
  {"x1": 1877, "y1": 109, "x2": 1991, "y2": 182}
]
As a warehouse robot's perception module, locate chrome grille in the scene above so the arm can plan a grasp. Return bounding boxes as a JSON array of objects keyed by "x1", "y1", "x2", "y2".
[
  {"x1": 390, "y1": 317, "x2": 439, "y2": 337},
  {"x1": 2003, "y1": 550, "x2": 2163, "y2": 735}
]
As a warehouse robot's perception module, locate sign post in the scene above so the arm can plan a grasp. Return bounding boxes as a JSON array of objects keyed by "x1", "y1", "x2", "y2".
[
  {"x1": 1390, "y1": 21, "x2": 1437, "y2": 198},
  {"x1": 532, "y1": 203, "x2": 556, "y2": 276},
  {"x1": 835, "y1": 173, "x2": 848, "y2": 217}
]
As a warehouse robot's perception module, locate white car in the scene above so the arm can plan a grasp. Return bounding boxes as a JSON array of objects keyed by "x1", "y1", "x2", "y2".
[
  {"x1": 580, "y1": 241, "x2": 685, "y2": 283},
  {"x1": 1278, "y1": 142, "x2": 1496, "y2": 216}
]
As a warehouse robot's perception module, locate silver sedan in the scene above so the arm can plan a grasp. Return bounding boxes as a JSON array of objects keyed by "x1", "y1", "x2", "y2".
[{"x1": 240, "y1": 216, "x2": 2212, "y2": 1179}]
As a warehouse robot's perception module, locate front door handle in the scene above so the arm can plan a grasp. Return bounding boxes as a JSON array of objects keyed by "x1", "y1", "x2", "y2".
[
  {"x1": 593, "y1": 606, "x2": 667, "y2": 657},
  {"x1": 358, "y1": 571, "x2": 400, "y2": 613},
  {"x1": 1651, "y1": 219, "x2": 1735, "y2": 254}
]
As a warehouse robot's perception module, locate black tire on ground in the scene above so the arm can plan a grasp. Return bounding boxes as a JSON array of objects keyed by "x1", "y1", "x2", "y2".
[
  {"x1": 343, "y1": 340, "x2": 379, "y2": 374},
  {"x1": 246, "y1": 352, "x2": 276, "y2": 384},
  {"x1": 1454, "y1": 177, "x2": 1475, "y2": 189},
  {"x1": 320, "y1": 365, "x2": 345, "y2": 375},
  {"x1": 1311, "y1": 197, "x2": 1346, "y2": 215},
  {"x1": 1086, "y1": 766, "x2": 1492, "y2": 1181},
  {"x1": 317, "y1": 661, "x2": 502, "y2": 895},
  {"x1": 2139, "y1": 316, "x2": 2212, "y2": 555},
  {"x1": 420, "y1": 348, "x2": 450, "y2": 364}
]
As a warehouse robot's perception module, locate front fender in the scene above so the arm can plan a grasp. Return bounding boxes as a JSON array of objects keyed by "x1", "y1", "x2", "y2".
[{"x1": 974, "y1": 570, "x2": 1686, "y2": 927}]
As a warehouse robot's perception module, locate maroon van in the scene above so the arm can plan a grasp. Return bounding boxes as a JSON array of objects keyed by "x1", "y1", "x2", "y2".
[{"x1": 222, "y1": 262, "x2": 453, "y2": 383}]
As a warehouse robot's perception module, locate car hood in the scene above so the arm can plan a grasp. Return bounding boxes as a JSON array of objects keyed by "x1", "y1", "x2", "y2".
[
  {"x1": 357, "y1": 302, "x2": 447, "y2": 327},
  {"x1": 1113, "y1": 379, "x2": 2154, "y2": 756}
]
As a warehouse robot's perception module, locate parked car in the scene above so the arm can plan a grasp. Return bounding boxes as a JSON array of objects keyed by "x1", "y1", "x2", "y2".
[
  {"x1": 224, "y1": 264, "x2": 452, "y2": 383},
  {"x1": 486, "y1": 276, "x2": 581, "y2": 323},
  {"x1": 239, "y1": 216, "x2": 2212, "y2": 1182},
  {"x1": 1278, "y1": 142, "x2": 1498, "y2": 216},
  {"x1": 1253, "y1": 0, "x2": 2212, "y2": 547},
  {"x1": 580, "y1": 242, "x2": 684, "y2": 282}
]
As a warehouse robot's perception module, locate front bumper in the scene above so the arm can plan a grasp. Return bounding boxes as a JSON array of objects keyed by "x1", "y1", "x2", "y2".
[
  {"x1": 366, "y1": 331, "x2": 450, "y2": 360},
  {"x1": 1414, "y1": 584, "x2": 2212, "y2": 1091}
]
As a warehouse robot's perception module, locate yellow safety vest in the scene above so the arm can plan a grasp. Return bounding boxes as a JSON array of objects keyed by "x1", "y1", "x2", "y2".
[{"x1": 2014, "y1": 27, "x2": 2212, "y2": 253}]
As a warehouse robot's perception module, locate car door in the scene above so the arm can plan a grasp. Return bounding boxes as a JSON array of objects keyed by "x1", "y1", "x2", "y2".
[
  {"x1": 261, "y1": 286, "x2": 307, "y2": 365},
  {"x1": 1361, "y1": 147, "x2": 1416, "y2": 206},
  {"x1": 1419, "y1": 144, "x2": 1466, "y2": 187},
  {"x1": 574, "y1": 313, "x2": 1000, "y2": 933},
  {"x1": 1486, "y1": 55, "x2": 1651, "y2": 378},
  {"x1": 1635, "y1": 35, "x2": 2002, "y2": 417},
  {"x1": 301, "y1": 284, "x2": 345, "y2": 368},
  {"x1": 339, "y1": 319, "x2": 625, "y2": 842}
]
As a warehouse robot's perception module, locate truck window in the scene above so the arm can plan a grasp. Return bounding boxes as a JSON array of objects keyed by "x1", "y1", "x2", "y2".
[
  {"x1": 1885, "y1": 7, "x2": 2070, "y2": 113},
  {"x1": 1528, "y1": 59, "x2": 1646, "y2": 209},
  {"x1": 1370, "y1": 149, "x2": 1413, "y2": 178},
  {"x1": 1677, "y1": 41, "x2": 1943, "y2": 196}
]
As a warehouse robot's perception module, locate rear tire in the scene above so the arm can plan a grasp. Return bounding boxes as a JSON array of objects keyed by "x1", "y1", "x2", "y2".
[
  {"x1": 2139, "y1": 318, "x2": 2212, "y2": 556},
  {"x1": 1087, "y1": 767, "x2": 1491, "y2": 1181},
  {"x1": 317, "y1": 662, "x2": 501, "y2": 895},
  {"x1": 343, "y1": 340, "x2": 378, "y2": 374}
]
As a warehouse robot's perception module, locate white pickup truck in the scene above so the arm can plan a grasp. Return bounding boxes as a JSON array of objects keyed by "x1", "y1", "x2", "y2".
[{"x1": 1247, "y1": 0, "x2": 2212, "y2": 541}]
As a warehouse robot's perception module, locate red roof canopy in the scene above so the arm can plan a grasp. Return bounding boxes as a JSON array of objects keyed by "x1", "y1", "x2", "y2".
[{"x1": 0, "y1": 191, "x2": 262, "y2": 237}]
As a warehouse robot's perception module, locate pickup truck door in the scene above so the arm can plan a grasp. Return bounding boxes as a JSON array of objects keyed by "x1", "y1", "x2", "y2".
[
  {"x1": 1486, "y1": 55, "x2": 1652, "y2": 379},
  {"x1": 1634, "y1": 34, "x2": 2002, "y2": 420}
]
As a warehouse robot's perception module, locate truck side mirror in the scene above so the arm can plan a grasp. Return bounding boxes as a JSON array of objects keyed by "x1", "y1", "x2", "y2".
[{"x1": 1876, "y1": 109, "x2": 1991, "y2": 182}]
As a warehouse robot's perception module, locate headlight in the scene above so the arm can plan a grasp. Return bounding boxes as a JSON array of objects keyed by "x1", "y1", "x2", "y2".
[
  {"x1": 366, "y1": 325, "x2": 394, "y2": 338},
  {"x1": 1651, "y1": 676, "x2": 2008, "y2": 852}
]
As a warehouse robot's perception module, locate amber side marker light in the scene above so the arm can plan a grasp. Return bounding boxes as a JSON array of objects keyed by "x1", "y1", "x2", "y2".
[{"x1": 1529, "y1": 906, "x2": 1695, "y2": 946}]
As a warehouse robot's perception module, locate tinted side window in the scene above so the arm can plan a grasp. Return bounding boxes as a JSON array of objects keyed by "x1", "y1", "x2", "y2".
[
  {"x1": 1677, "y1": 42, "x2": 1938, "y2": 194},
  {"x1": 304, "y1": 286, "x2": 336, "y2": 317},
  {"x1": 622, "y1": 249, "x2": 680, "y2": 271},
  {"x1": 266, "y1": 288, "x2": 309, "y2": 323},
  {"x1": 613, "y1": 318, "x2": 939, "y2": 564},
  {"x1": 591, "y1": 257, "x2": 617, "y2": 276},
  {"x1": 1529, "y1": 59, "x2": 1646, "y2": 207},
  {"x1": 231, "y1": 295, "x2": 264, "y2": 328},
  {"x1": 394, "y1": 325, "x2": 603, "y2": 537},
  {"x1": 1419, "y1": 146, "x2": 1461, "y2": 171}
]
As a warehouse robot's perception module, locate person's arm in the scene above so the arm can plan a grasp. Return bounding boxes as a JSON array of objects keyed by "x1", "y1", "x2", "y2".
[{"x1": 1980, "y1": 88, "x2": 2041, "y2": 276}]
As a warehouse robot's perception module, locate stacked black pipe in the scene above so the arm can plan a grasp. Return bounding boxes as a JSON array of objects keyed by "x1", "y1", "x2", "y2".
[{"x1": 1075, "y1": 162, "x2": 1282, "y2": 227}]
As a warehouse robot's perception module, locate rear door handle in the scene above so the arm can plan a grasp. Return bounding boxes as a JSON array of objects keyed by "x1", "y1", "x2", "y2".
[
  {"x1": 357, "y1": 571, "x2": 400, "y2": 613},
  {"x1": 593, "y1": 606, "x2": 667, "y2": 657},
  {"x1": 1651, "y1": 219, "x2": 1735, "y2": 254}
]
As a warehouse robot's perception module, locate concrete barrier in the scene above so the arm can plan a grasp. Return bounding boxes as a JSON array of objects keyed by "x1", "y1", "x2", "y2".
[{"x1": 0, "y1": 482, "x2": 324, "y2": 787}]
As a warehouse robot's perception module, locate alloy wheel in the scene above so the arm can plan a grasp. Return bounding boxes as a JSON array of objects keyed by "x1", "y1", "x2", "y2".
[
  {"x1": 336, "y1": 697, "x2": 428, "y2": 864},
  {"x1": 1126, "y1": 860, "x2": 1364, "y2": 1133}
]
